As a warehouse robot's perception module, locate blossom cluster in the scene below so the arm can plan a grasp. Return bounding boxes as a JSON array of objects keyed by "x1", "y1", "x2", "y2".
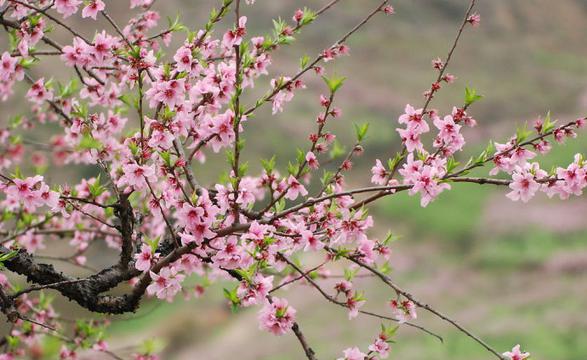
[{"x1": 0, "y1": 1, "x2": 581, "y2": 359}]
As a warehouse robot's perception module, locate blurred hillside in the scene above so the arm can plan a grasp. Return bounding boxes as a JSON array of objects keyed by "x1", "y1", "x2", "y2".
[{"x1": 3, "y1": 1, "x2": 587, "y2": 359}]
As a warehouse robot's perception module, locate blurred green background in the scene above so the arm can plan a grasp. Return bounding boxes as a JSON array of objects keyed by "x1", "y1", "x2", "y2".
[{"x1": 4, "y1": 0, "x2": 587, "y2": 359}]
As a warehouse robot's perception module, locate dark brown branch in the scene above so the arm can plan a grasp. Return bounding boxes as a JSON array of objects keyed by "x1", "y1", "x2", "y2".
[
  {"x1": 292, "y1": 322, "x2": 318, "y2": 360},
  {"x1": 115, "y1": 193, "x2": 135, "y2": 268}
]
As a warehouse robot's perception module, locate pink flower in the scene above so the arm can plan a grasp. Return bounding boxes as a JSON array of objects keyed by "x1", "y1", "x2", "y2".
[
  {"x1": 509, "y1": 146, "x2": 536, "y2": 166},
  {"x1": 258, "y1": 297, "x2": 296, "y2": 335},
  {"x1": 0, "y1": 52, "x2": 17, "y2": 81},
  {"x1": 146, "y1": 79, "x2": 186, "y2": 109},
  {"x1": 61, "y1": 37, "x2": 92, "y2": 67},
  {"x1": 506, "y1": 168, "x2": 540, "y2": 203},
  {"x1": 237, "y1": 274, "x2": 274, "y2": 306},
  {"x1": 356, "y1": 239, "x2": 376, "y2": 264},
  {"x1": 346, "y1": 293, "x2": 365, "y2": 319},
  {"x1": 242, "y1": 221, "x2": 274, "y2": 243},
  {"x1": 337, "y1": 347, "x2": 366, "y2": 360},
  {"x1": 293, "y1": 9, "x2": 304, "y2": 23},
  {"x1": 305, "y1": 151, "x2": 319, "y2": 169},
  {"x1": 399, "y1": 153, "x2": 423, "y2": 182},
  {"x1": 130, "y1": 0, "x2": 154, "y2": 9},
  {"x1": 92, "y1": 31, "x2": 117, "y2": 63},
  {"x1": 334, "y1": 209, "x2": 373, "y2": 244},
  {"x1": 81, "y1": 0, "x2": 105, "y2": 20},
  {"x1": 398, "y1": 104, "x2": 429, "y2": 133},
  {"x1": 19, "y1": 231, "x2": 45, "y2": 253},
  {"x1": 390, "y1": 299, "x2": 417, "y2": 324},
  {"x1": 433, "y1": 115, "x2": 465, "y2": 154},
  {"x1": 173, "y1": 46, "x2": 193, "y2": 72},
  {"x1": 555, "y1": 154, "x2": 587, "y2": 196},
  {"x1": 467, "y1": 13, "x2": 481, "y2": 27},
  {"x1": 118, "y1": 163, "x2": 156, "y2": 190},
  {"x1": 371, "y1": 159, "x2": 387, "y2": 185},
  {"x1": 38, "y1": 183, "x2": 60, "y2": 210},
  {"x1": 212, "y1": 237, "x2": 251, "y2": 270},
  {"x1": 396, "y1": 127, "x2": 424, "y2": 153},
  {"x1": 502, "y1": 345, "x2": 530, "y2": 360},
  {"x1": 284, "y1": 175, "x2": 308, "y2": 200},
  {"x1": 301, "y1": 229, "x2": 324, "y2": 251},
  {"x1": 146, "y1": 266, "x2": 185, "y2": 301},
  {"x1": 55, "y1": 0, "x2": 82, "y2": 18},
  {"x1": 59, "y1": 346, "x2": 77, "y2": 359},
  {"x1": 368, "y1": 335, "x2": 390, "y2": 358},
  {"x1": 5, "y1": 175, "x2": 57, "y2": 212},
  {"x1": 223, "y1": 16, "x2": 247, "y2": 48},
  {"x1": 408, "y1": 165, "x2": 450, "y2": 207},
  {"x1": 270, "y1": 77, "x2": 304, "y2": 114},
  {"x1": 382, "y1": 5, "x2": 395, "y2": 15},
  {"x1": 27, "y1": 78, "x2": 53, "y2": 105},
  {"x1": 134, "y1": 244, "x2": 154, "y2": 272}
]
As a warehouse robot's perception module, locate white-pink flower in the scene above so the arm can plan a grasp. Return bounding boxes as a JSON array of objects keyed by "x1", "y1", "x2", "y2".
[
  {"x1": 134, "y1": 244, "x2": 154, "y2": 272},
  {"x1": 27, "y1": 78, "x2": 53, "y2": 105},
  {"x1": 81, "y1": 0, "x2": 105, "y2": 20},
  {"x1": 237, "y1": 274, "x2": 274, "y2": 306},
  {"x1": 506, "y1": 168, "x2": 540, "y2": 203},
  {"x1": 305, "y1": 151, "x2": 319, "y2": 170},
  {"x1": 284, "y1": 175, "x2": 308, "y2": 200},
  {"x1": 502, "y1": 344, "x2": 530, "y2": 360},
  {"x1": 0, "y1": 52, "x2": 17, "y2": 81},
  {"x1": 390, "y1": 299, "x2": 417, "y2": 324},
  {"x1": 146, "y1": 266, "x2": 185, "y2": 301},
  {"x1": 55, "y1": 0, "x2": 82, "y2": 18},
  {"x1": 258, "y1": 297, "x2": 296, "y2": 336},
  {"x1": 371, "y1": 159, "x2": 387, "y2": 185},
  {"x1": 368, "y1": 336, "x2": 390, "y2": 358},
  {"x1": 337, "y1": 347, "x2": 366, "y2": 360}
]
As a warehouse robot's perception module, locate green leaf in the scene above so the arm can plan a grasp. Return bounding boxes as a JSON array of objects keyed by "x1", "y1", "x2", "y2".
[
  {"x1": 146, "y1": 236, "x2": 160, "y2": 254},
  {"x1": 300, "y1": 7, "x2": 317, "y2": 26},
  {"x1": 329, "y1": 140, "x2": 346, "y2": 160},
  {"x1": 275, "y1": 198, "x2": 286, "y2": 213},
  {"x1": 382, "y1": 231, "x2": 400, "y2": 246},
  {"x1": 78, "y1": 134, "x2": 103, "y2": 151},
  {"x1": 446, "y1": 157, "x2": 460, "y2": 173},
  {"x1": 287, "y1": 161, "x2": 299, "y2": 176},
  {"x1": 542, "y1": 111, "x2": 557, "y2": 134},
  {"x1": 516, "y1": 123, "x2": 532, "y2": 144},
  {"x1": 320, "y1": 170, "x2": 333, "y2": 186},
  {"x1": 387, "y1": 152, "x2": 405, "y2": 171},
  {"x1": 223, "y1": 286, "x2": 240, "y2": 312},
  {"x1": 238, "y1": 162, "x2": 249, "y2": 177},
  {"x1": 58, "y1": 79, "x2": 78, "y2": 98},
  {"x1": 378, "y1": 261, "x2": 392, "y2": 275},
  {"x1": 0, "y1": 250, "x2": 18, "y2": 265},
  {"x1": 344, "y1": 267, "x2": 359, "y2": 281},
  {"x1": 159, "y1": 151, "x2": 172, "y2": 167},
  {"x1": 261, "y1": 156, "x2": 276, "y2": 173},
  {"x1": 140, "y1": 338, "x2": 165, "y2": 356},
  {"x1": 9, "y1": 115, "x2": 23, "y2": 129},
  {"x1": 167, "y1": 13, "x2": 187, "y2": 32},
  {"x1": 464, "y1": 86, "x2": 483, "y2": 107},
  {"x1": 322, "y1": 75, "x2": 346, "y2": 94},
  {"x1": 296, "y1": 148, "x2": 305, "y2": 164},
  {"x1": 89, "y1": 174, "x2": 106, "y2": 198},
  {"x1": 300, "y1": 54, "x2": 310, "y2": 69},
  {"x1": 353, "y1": 123, "x2": 370, "y2": 142},
  {"x1": 233, "y1": 268, "x2": 252, "y2": 283}
]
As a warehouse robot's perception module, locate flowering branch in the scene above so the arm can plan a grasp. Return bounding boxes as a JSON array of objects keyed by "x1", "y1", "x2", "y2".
[{"x1": 0, "y1": 1, "x2": 580, "y2": 359}]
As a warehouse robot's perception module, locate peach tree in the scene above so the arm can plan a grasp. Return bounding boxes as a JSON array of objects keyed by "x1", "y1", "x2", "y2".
[{"x1": 0, "y1": 0, "x2": 583, "y2": 359}]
